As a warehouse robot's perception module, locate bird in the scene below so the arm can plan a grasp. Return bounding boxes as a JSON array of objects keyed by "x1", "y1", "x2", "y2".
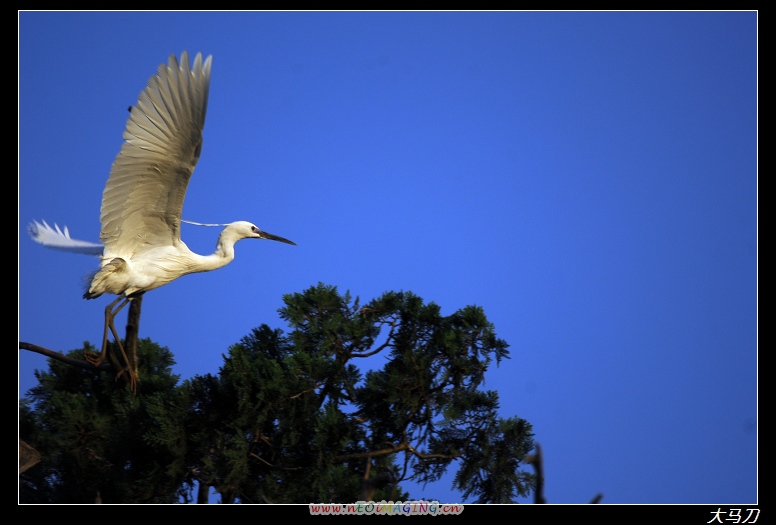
[{"x1": 28, "y1": 51, "x2": 295, "y2": 389}]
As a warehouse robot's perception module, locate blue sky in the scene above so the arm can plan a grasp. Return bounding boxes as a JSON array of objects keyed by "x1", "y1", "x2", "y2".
[{"x1": 18, "y1": 11, "x2": 757, "y2": 504}]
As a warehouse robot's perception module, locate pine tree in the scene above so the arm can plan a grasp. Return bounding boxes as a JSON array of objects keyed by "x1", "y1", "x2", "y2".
[
  {"x1": 20, "y1": 283, "x2": 535, "y2": 503},
  {"x1": 20, "y1": 340, "x2": 185, "y2": 503}
]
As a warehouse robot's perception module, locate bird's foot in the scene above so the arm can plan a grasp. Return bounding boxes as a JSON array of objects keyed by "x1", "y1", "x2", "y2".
[
  {"x1": 114, "y1": 366, "x2": 138, "y2": 394},
  {"x1": 83, "y1": 348, "x2": 105, "y2": 367}
]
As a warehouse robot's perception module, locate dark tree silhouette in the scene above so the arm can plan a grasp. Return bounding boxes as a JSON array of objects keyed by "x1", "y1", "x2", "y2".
[{"x1": 20, "y1": 283, "x2": 535, "y2": 504}]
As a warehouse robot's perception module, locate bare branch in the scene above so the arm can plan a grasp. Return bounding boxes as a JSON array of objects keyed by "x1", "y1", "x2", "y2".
[
  {"x1": 405, "y1": 443, "x2": 462, "y2": 461},
  {"x1": 20, "y1": 342, "x2": 114, "y2": 372},
  {"x1": 334, "y1": 442, "x2": 460, "y2": 463},
  {"x1": 525, "y1": 443, "x2": 603, "y2": 504},
  {"x1": 249, "y1": 453, "x2": 303, "y2": 471},
  {"x1": 289, "y1": 384, "x2": 321, "y2": 399},
  {"x1": 335, "y1": 443, "x2": 409, "y2": 462},
  {"x1": 351, "y1": 319, "x2": 399, "y2": 358},
  {"x1": 523, "y1": 442, "x2": 546, "y2": 504}
]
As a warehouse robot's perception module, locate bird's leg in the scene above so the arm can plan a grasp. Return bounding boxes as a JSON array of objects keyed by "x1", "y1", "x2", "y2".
[
  {"x1": 108, "y1": 320, "x2": 137, "y2": 394},
  {"x1": 105, "y1": 298, "x2": 138, "y2": 392},
  {"x1": 85, "y1": 296, "x2": 138, "y2": 392},
  {"x1": 84, "y1": 296, "x2": 128, "y2": 366}
]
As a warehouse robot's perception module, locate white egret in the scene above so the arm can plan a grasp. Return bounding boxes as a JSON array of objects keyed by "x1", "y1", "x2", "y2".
[{"x1": 28, "y1": 51, "x2": 295, "y2": 389}]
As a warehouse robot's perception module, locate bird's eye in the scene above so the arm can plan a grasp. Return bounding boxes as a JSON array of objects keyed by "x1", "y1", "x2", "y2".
[{"x1": 252, "y1": 226, "x2": 260, "y2": 234}]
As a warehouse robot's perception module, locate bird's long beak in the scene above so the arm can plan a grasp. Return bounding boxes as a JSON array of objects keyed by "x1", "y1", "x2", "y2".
[{"x1": 260, "y1": 230, "x2": 296, "y2": 245}]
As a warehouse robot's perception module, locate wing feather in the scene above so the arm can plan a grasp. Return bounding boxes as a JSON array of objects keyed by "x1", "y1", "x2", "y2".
[{"x1": 99, "y1": 51, "x2": 213, "y2": 257}]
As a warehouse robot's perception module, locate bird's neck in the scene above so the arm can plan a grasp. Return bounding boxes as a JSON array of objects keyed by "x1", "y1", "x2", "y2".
[
  {"x1": 204, "y1": 229, "x2": 241, "y2": 269},
  {"x1": 196, "y1": 250, "x2": 234, "y2": 272},
  {"x1": 187, "y1": 227, "x2": 244, "y2": 272}
]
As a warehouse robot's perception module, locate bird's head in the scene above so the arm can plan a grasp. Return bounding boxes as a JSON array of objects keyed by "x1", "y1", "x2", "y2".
[{"x1": 226, "y1": 221, "x2": 296, "y2": 245}]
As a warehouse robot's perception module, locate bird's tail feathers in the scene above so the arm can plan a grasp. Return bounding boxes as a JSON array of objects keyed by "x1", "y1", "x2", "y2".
[{"x1": 28, "y1": 220, "x2": 103, "y2": 255}]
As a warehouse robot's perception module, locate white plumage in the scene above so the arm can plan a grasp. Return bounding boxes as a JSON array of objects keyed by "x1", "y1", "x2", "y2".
[
  {"x1": 28, "y1": 220, "x2": 103, "y2": 255},
  {"x1": 28, "y1": 52, "x2": 295, "y2": 388}
]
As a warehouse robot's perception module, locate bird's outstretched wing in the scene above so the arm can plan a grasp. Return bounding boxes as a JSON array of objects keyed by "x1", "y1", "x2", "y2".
[
  {"x1": 100, "y1": 51, "x2": 213, "y2": 256},
  {"x1": 28, "y1": 220, "x2": 103, "y2": 255}
]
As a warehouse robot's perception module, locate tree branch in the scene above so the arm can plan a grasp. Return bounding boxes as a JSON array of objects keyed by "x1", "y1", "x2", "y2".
[
  {"x1": 249, "y1": 453, "x2": 303, "y2": 471},
  {"x1": 334, "y1": 442, "x2": 460, "y2": 463},
  {"x1": 351, "y1": 318, "x2": 398, "y2": 358},
  {"x1": 525, "y1": 442, "x2": 603, "y2": 504},
  {"x1": 19, "y1": 342, "x2": 114, "y2": 372}
]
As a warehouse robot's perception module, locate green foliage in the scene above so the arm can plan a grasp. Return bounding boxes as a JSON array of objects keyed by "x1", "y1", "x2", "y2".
[
  {"x1": 19, "y1": 340, "x2": 184, "y2": 503},
  {"x1": 20, "y1": 284, "x2": 535, "y2": 503}
]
